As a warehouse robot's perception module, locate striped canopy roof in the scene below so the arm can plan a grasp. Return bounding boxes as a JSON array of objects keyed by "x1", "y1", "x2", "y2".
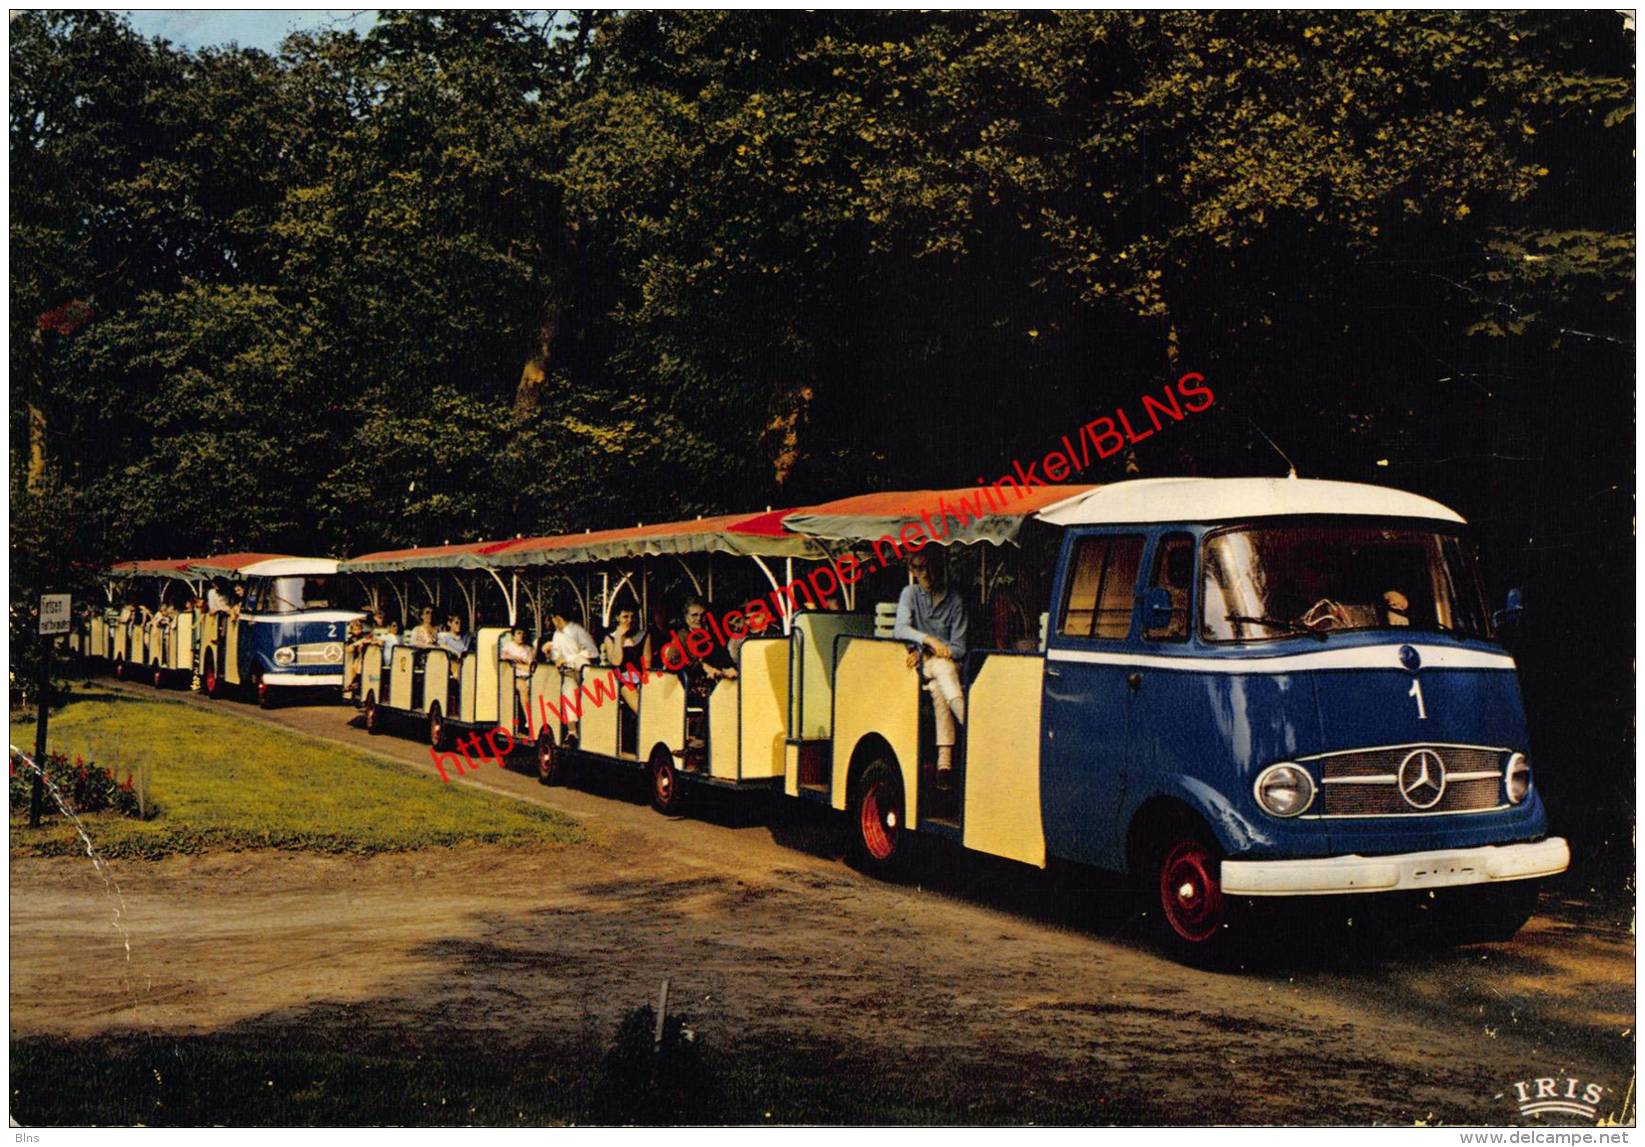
[
  {"x1": 339, "y1": 510, "x2": 822, "y2": 574},
  {"x1": 781, "y1": 485, "x2": 1096, "y2": 547},
  {"x1": 107, "y1": 558, "x2": 198, "y2": 580}
]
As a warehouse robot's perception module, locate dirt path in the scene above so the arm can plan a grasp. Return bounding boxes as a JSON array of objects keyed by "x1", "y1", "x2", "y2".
[{"x1": 10, "y1": 686, "x2": 1636, "y2": 1125}]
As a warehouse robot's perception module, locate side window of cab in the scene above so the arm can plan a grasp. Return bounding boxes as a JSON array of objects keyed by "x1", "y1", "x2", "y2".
[
  {"x1": 1143, "y1": 533, "x2": 1195, "y2": 642},
  {"x1": 1059, "y1": 535, "x2": 1145, "y2": 641}
]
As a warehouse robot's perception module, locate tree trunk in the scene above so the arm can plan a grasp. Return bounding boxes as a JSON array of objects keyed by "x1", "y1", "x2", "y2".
[{"x1": 512, "y1": 294, "x2": 561, "y2": 416}]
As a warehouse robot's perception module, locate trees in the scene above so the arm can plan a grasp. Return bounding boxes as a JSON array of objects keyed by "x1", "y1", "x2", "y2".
[{"x1": 16, "y1": 9, "x2": 1629, "y2": 546}]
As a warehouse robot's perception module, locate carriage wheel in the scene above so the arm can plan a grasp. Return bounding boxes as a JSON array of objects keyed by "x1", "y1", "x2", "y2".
[
  {"x1": 537, "y1": 733, "x2": 561, "y2": 785},
  {"x1": 363, "y1": 691, "x2": 382, "y2": 735},
  {"x1": 849, "y1": 758, "x2": 908, "y2": 879},
  {"x1": 203, "y1": 654, "x2": 221, "y2": 699},
  {"x1": 650, "y1": 747, "x2": 688, "y2": 814},
  {"x1": 428, "y1": 702, "x2": 448, "y2": 750}
]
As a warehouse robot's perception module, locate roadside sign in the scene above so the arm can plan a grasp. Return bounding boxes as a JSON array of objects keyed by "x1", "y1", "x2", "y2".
[{"x1": 38, "y1": 594, "x2": 70, "y2": 635}]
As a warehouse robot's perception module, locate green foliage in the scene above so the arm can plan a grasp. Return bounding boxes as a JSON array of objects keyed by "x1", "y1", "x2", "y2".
[
  {"x1": 7, "y1": 689, "x2": 587, "y2": 859},
  {"x1": 11, "y1": 9, "x2": 1632, "y2": 548},
  {"x1": 9, "y1": 748, "x2": 143, "y2": 819}
]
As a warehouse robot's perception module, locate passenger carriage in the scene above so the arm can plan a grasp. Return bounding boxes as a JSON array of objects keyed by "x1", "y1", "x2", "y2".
[
  {"x1": 339, "y1": 513, "x2": 827, "y2": 805},
  {"x1": 102, "y1": 558, "x2": 201, "y2": 685},
  {"x1": 776, "y1": 477, "x2": 1568, "y2": 960}
]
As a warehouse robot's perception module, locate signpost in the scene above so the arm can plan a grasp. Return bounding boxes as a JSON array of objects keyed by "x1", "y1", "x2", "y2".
[{"x1": 29, "y1": 594, "x2": 69, "y2": 828}]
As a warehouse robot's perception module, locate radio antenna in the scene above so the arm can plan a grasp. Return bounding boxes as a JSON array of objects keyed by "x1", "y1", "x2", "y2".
[{"x1": 1247, "y1": 417, "x2": 1299, "y2": 479}]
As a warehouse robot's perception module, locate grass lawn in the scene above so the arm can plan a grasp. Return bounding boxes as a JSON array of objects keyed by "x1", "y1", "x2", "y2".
[{"x1": 9, "y1": 688, "x2": 584, "y2": 858}]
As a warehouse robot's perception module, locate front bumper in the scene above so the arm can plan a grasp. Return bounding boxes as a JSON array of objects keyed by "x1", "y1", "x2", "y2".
[
  {"x1": 1221, "y1": 837, "x2": 1569, "y2": 897},
  {"x1": 261, "y1": 671, "x2": 344, "y2": 687}
]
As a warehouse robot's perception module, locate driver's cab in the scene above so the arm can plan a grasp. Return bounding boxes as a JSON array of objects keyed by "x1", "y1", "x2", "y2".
[
  {"x1": 1036, "y1": 478, "x2": 1551, "y2": 877},
  {"x1": 237, "y1": 558, "x2": 364, "y2": 695}
]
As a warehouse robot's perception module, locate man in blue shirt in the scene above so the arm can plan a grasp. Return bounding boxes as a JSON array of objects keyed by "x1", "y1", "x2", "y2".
[{"x1": 894, "y1": 547, "x2": 968, "y2": 784}]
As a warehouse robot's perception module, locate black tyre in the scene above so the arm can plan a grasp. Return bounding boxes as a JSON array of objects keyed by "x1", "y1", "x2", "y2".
[
  {"x1": 113, "y1": 657, "x2": 127, "y2": 681},
  {"x1": 848, "y1": 758, "x2": 909, "y2": 880},
  {"x1": 1441, "y1": 880, "x2": 1540, "y2": 945},
  {"x1": 151, "y1": 662, "x2": 166, "y2": 688},
  {"x1": 255, "y1": 672, "x2": 274, "y2": 709},
  {"x1": 650, "y1": 747, "x2": 689, "y2": 814},
  {"x1": 428, "y1": 702, "x2": 448, "y2": 750},
  {"x1": 363, "y1": 690, "x2": 382, "y2": 735},
  {"x1": 202, "y1": 653, "x2": 222, "y2": 699},
  {"x1": 537, "y1": 732, "x2": 561, "y2": 785}
]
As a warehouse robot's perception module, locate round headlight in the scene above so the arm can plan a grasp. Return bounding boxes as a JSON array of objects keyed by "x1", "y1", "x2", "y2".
[
  {"x1": 1255, "y1": 762, "x2": 1315, "y2": 817},
  {"x1": 273, "y1": 646, "x2": 296, "y2": 666},
  {"x1": 1505, "y1": 752, "x2": 1532, "y2": 804}
]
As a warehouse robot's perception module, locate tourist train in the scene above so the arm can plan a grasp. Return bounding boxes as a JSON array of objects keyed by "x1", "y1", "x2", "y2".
[{"x1": 79, "y1": 477, "x2": 1568, "y2": 963}]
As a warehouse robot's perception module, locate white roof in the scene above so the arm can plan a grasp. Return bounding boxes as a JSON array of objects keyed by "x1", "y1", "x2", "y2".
[
  {"x1": 1034, "y1": 478, "x2": 1466, "y2": 527},
  {"x1": 239, "y1": 557, "x2": 341, "y2": 578}
]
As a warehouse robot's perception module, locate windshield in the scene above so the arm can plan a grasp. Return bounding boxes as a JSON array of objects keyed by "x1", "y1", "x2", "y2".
[
  {"x1": 1201, "y1": 523, "x2": 1492, "y2": 642},
  {"x1": 254, "y1": 575, "x2": 339, "y2": 614}
]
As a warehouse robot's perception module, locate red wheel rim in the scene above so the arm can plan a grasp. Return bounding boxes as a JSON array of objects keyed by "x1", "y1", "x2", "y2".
[
  {"x1": 1159, "y1": 840, "x2": 1224, "y2": 943},
  {"x1": 860, "y1": 780, "x2": 898, "y2": 862},
  {"x1": 654, "y1": 760, "x2": 674, "y2": 805},
  {"x1": 205, "y1": 667, "x2": 217, "y2": 694}
]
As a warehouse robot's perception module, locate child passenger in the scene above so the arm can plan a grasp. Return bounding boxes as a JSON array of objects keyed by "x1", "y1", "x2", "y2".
[{"x1": 499, "y1": 627, "x2": 536, "y2": 733}]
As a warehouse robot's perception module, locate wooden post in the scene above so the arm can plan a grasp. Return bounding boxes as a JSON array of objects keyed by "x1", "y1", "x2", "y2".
[
  {"x1": 28, "y1": 630, "x2": 51, "y2": 828},
  {"x1": 653, "y1": 977, "x2": 670, "y2": 1053}
]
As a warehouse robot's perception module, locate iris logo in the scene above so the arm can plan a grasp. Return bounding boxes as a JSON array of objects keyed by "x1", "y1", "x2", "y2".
[{"x1": 1510, "y1": 1076, "x2": 1607, "y2": 1121}]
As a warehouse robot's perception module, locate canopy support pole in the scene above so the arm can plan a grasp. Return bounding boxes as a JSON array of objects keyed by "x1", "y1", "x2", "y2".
[
  {"x1": 603, "y1": 570, "x2": 638, "y2": 628},
  {"x1": 479, "y1": 566, "x2": 515, "y2": 627},
  {"x1": 556, "y1": 575, "x2": 587, "y2": 628},
  {"x1": 820, "y1": 541, "x2": 857, "y2": 612},
  {"x1": 676, "y1": 555, "x2": 704, "y2": 599},
  {"x1": 388, "y1": 578, "x2": 409, "y2": 626},
  {"x1": 456, "y1": 576, "x2": 478, "y2": 632},
  {"x1": 751, "y1": 556, "x2": 792, "y2": 635}
]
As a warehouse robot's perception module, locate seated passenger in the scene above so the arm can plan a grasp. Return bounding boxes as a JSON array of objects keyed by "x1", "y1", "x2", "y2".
[
  {"x1": 683, "y1": 597, "x2": 738, "y2": 686},
  {"x1": 895, "y1": 548, "x2": 968, "y2": 787},
  {"x1": 436, "y1": 614, "x2": 470, "y2": 656},
  {"x1": 1383, "y1": 590, "x2": 1412, "y2": 628},
  {"x1": 379, "y1": 619, "x2": 403, "y2": 654},
  {"x1": 206, "y1": 579, "x2": 232, "y2": 614},
  {"x1": 369, "y1": 607, "x2": 390, "y2": 637},
  {"x1": 603, "y1": 606, "x2": 649, "y2": 716},
  {"x1": 343, "y1": 617, "x2": 370, "y2": 698},
  {"x1": 499, "y1": 626, "x2": 536, "y2": 732},
  {"x1": 409, "y1": 607, "x2": 440, "y2": 648},
  {"x1": 726, "y1": 608, "x2": 774, "y2": 666},
  {"x1": 679, "y1": 596, "x2": 737, "y2": 756},
  {"x1": 550, "y1": 607, "x2": 599, "y2": 743}
]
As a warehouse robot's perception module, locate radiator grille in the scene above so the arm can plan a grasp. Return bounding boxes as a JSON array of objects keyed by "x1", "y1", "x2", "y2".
[
  {"x1": 291, "y1": 642, "x2": 345, "y2": 665},
  {"x1": 1314, "y1": 746, "x2": 1505, "y2": 817}
]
